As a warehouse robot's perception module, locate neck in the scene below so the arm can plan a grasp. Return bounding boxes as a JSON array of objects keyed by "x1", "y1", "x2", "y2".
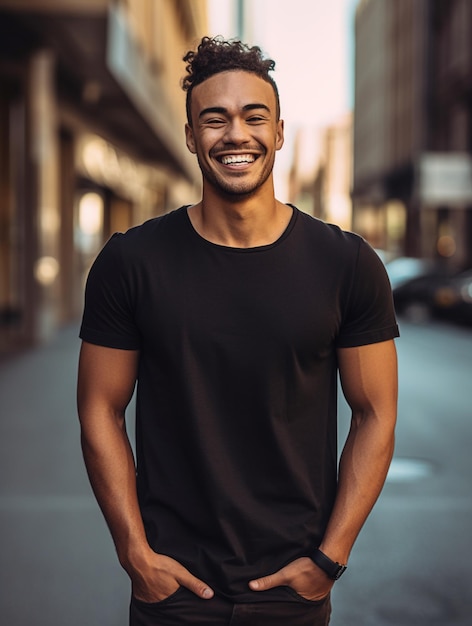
[{"x1": 188, "y1": 183, "x2": 292, "y2": 248}]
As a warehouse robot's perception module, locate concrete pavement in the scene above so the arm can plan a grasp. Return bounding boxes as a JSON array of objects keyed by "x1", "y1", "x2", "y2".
[{"x1": 0, "y1": 324, "x2": 130, "y2": 626}]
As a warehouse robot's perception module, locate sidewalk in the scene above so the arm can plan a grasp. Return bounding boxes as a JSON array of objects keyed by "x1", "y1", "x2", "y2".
[{"x1": 0, "y1": 324, "x2": 130, "y2": 626}]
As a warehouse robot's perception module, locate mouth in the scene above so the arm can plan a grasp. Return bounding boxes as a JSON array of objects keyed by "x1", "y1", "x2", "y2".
[{"x1": 216, "y1": 154, "x2": 257, "y2": 166}]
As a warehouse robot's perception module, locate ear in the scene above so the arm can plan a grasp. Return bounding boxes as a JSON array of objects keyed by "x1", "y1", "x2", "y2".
[
  {"x1": 185, "y1": 123, "x2": 197, "y2": 154},
  {"x1": 276, "y1": 119, "x2": 284, "y2": 151}
]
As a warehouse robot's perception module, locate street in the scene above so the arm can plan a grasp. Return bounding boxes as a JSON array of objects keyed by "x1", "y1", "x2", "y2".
[{"x1": 1, "y1": 318, "x2": 471, "y2": 625}]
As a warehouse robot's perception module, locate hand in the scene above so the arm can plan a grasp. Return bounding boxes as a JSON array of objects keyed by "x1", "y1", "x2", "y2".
[
  {"x1": 249, "y1": 557, "x2": 333, "y2": 601},
  {"x1": 128, "y1": 551, "x2": 214, "y2": 603}
]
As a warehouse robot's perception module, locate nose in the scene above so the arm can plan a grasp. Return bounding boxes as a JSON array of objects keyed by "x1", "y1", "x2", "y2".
[{"x1": 223, "y1": 117, "x2": 250, "y2": 144}]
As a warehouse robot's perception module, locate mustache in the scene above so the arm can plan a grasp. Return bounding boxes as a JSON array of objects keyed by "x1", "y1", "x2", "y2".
[{"x1": 210, "y1": 145, "x2": 263, "y2": 158}]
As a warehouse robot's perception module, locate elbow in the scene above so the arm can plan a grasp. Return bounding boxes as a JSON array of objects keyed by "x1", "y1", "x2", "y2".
[{"x1": 350, "y1": 406, "x2": 397, "y2": 444}]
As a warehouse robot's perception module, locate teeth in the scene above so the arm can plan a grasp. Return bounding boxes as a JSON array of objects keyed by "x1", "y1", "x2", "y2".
[{"x1": 221, "y1": 154, "x2": 255, "y2": 165}]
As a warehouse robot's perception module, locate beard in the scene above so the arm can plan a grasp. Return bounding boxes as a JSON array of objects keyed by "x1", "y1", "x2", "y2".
[{"x1": 197, "y1": 149, "x2": 276, "y2": 199}]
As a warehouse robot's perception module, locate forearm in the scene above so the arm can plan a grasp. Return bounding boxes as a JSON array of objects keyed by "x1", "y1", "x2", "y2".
[
  {"x1": 319, "y1": 408, "x2": 395, "y2": 564},
  {"x1": 80, "y1": 409, "x2": 151, "y2": 571}
]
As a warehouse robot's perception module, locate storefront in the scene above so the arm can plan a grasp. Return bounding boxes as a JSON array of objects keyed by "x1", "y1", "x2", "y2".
[{"x1": 0, "y1": 3, "x2": 201, "y2": 352}]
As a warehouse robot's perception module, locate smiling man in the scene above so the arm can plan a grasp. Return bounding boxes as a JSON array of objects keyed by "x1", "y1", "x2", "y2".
[
  {"x1": 184, "y1": 59, "x2": 288, "y2": 247},
  {"x1": 186, "y1": 70, "x2": 283, "y2": 201},
  {"x1": 77, "y1": 37, "x2": 399, "y2": 626}
]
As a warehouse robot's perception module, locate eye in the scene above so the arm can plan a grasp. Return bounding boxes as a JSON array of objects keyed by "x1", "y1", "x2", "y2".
[
  {"x1": 247, "y1": 116, "x2": 266, "y2": 124},
  {"x1": 203, "y1": 118, "x2": 226, "y2": 127}
]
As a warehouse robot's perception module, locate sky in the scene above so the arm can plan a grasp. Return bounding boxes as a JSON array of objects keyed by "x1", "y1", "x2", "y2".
[{"x1": 207, "y1": 0, "x2": 358, "y2": 196}]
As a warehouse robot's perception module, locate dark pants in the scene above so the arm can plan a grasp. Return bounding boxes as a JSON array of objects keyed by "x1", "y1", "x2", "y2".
[{"x1": 129, "y1": 587, "x2": 331, "y2": 626}]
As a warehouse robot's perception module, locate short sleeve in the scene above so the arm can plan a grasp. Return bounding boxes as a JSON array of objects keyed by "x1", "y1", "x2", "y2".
[
  {"x1": 336, "y1": 239, "x2": 399, "y2": 348},
  {"x1": 79, "y1": 234, "x2": 141, "y2": 350}
]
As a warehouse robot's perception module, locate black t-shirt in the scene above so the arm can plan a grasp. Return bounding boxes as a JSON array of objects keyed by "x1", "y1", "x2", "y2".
[{"x1": 80, "y1": 205, "x2": 399, "y2": 601}]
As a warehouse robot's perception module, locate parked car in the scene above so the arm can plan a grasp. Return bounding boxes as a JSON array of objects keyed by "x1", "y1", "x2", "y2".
[
  {"x1": 384, "y1": 257, "x2": 452, "y2": 322},
  {"x1": 430, "y1": 268, "x2": 472, "y2": 324}
]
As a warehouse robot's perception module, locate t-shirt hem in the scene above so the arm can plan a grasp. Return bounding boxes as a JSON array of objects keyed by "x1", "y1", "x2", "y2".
[
  {"x1": 79, "y1": 325, "x2": 140, "y2": 350},
  {"x1": 336, "y1": 324, "x2": 400, "y2": 348}
]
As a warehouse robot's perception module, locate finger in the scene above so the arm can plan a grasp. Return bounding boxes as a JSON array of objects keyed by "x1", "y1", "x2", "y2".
[
  {"x1": 176, "y1": 569, "x2": 214, "y2": 599},
  {"x1": 249, "y1": 570, "x2": 285, "y2": 592}
]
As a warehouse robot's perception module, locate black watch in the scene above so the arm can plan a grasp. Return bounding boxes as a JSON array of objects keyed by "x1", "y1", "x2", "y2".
[{"x1": 309, "y1": 548, "x2": 347, "y2": 580}]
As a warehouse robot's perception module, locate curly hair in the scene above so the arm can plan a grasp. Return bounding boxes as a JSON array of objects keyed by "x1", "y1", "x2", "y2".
[{"x1": 182, "y1": 36, "x2": 280, "y2": 125}]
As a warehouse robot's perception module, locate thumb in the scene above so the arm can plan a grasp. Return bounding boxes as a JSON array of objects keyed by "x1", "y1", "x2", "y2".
[
  {"x1": 249, "y1": 570, "x2": 285, "y2": 592},
  {"x1": 177, "y1": 569, "x2": 214, "y2": 600}
]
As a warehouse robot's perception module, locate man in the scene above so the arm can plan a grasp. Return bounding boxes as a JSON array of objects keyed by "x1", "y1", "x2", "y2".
[{"x1": 77, "y1": 37, "x2": 399, "y2": 626}]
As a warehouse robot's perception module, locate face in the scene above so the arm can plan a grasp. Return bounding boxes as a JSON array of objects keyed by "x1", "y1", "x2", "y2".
[{"x1": 185, "y1": 71, "x2": 284, "y2": 199}]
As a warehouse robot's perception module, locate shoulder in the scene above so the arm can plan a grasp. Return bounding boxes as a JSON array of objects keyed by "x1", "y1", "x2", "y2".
[
  {"x1": 103, "y1": 206, "x2": 188, "y2": 258},
  {"x1": 120, "y1": 206, "x2": 187, "y2": 243},
  {"x1": 293, "y1": 208, "x2": 367, "y2": 261},
  {"x1": 88, "y1": 206, "x2": 189, "y2": 281},
  {"x1": 291, "y1": 208, "x2": 390, "y2": 298}
]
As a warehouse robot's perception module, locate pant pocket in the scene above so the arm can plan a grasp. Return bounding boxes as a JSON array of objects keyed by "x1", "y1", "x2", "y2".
[
  {"x1": 281, "y1": 586, "x2": 331, "y2": 606},
  {"x1": 131, "y1": 586, "x2": 186, "y2": 609}
]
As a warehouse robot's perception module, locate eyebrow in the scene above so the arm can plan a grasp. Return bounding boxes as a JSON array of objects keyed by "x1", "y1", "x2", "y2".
[{"x1": 198, "y1": 103, "x2": 271, "y2": 119}]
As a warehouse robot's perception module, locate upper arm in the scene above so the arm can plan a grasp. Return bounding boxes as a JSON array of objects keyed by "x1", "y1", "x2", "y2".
[
  {"x1": 77, "y1": 341, "x2": 139, "y2": 425},
  {"x1": 337, "y1": 340, "x2": 398, "y2": 422}
]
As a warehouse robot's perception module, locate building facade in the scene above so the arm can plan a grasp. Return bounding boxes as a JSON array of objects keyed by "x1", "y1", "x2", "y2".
[
  {"x1": 312, "y1": 113, "x2": 353, "y2": 232},
  {"x1": 0, "y1": 0, "x2": 207, "y2": 351},
  {"x1": 353, "y1": 0, "x2": 472, "y2": 268}
]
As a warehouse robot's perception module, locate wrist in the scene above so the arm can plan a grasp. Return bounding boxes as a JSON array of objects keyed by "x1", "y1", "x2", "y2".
[
  {"x1": 118, "y1": 541, "x2": 155, "y2": 576},
  {"x1": 308, "y1": 547, "x2": 347, "y2": 581},
  {"x1": 318, "y1": 541, "x2": 350, "y2": 567}
]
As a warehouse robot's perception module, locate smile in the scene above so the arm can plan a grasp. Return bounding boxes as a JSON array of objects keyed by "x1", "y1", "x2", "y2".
[{"x1": 220, "y1": 154, "x2": 256, "y2": 165}]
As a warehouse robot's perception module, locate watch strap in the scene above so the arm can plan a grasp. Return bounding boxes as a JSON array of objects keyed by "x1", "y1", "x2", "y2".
[{"x1": 309, "y1": 547, "x2": 347, "y2": 580}]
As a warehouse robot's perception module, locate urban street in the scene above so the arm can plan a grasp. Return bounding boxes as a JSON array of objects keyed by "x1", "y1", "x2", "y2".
[{"x1": 1, "y1": 318, "x2": 471, "y2": 626}]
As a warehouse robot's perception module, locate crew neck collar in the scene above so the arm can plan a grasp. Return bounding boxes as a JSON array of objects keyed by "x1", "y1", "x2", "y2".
[{"x1": 183, "y1": 204, "x2": 298, "y2": 252}]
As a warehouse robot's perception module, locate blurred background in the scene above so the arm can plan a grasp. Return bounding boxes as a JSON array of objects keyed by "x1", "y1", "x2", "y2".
[
  {"x1": 0, "y1": 1, "x2": 471, "y2": 625},
  {"x1": 1, "y1": 0, "x2": 472, "y2": 350}
]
